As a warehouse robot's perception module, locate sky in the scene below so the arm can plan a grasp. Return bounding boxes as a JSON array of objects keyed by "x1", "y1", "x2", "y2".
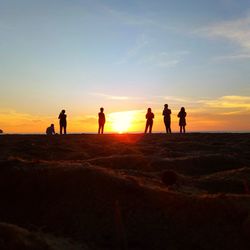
[{"x1": 0, "y1": 0, "x2": 250, "y2": 133}]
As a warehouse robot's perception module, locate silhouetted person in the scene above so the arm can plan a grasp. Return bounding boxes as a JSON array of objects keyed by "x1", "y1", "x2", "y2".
[
  {"x1": 46, "y1": 124, "x2": 55, "y2": 135},
  {"x1": 162, "y1": 104, "x2": 171, "y2": 133},
  {"x1": 145, "y1": 108, "x2": 154, "y2": 133},
  {"x1": 58, "y1": 109, "x2": 67, "y2": 134},
  {"x1": 178, "y1": 107, "x2": 187, "y2": 133},
  {"x1": 98, "y1": 107, "x2": 106, "y2": 134}
]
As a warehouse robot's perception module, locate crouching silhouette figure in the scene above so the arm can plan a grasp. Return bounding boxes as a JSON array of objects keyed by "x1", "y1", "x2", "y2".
[
  {"x1": 46, "y1": 124, "x2": 55, "y2": 135},
  {"x1": 145, "y1": 108, "x2": 154, "y2": 133},
  {"x1": 98, "y1": 107, "x2": 106, "y2": 134}
]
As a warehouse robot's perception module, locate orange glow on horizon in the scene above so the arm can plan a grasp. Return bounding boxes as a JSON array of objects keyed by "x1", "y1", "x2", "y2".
[
  {"x1": 108, "y1": 111, "x2": 136, "y2": 134},
  {"x1": 0, "y1": 104, "x2": 250, "y2": 134}
]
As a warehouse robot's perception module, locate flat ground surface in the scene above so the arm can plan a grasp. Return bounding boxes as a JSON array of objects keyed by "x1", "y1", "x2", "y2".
[{"x1": 0, "y1": 133, "x2": 250, "y2": 249}]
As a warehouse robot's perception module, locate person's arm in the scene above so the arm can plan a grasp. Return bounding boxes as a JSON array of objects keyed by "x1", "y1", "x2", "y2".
[{"x1": 169, "y1": 109, "x2": 172, "y2": 114}]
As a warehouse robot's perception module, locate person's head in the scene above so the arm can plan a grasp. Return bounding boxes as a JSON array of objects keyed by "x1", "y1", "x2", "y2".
[
  {"x1": 62, "y1": 109, "x2": 65, "y2": 114},
  {"x1": 164, "y1": 104, "x2": 168, "y2": 108},
  {"x1": 181, "y1": 107, "x2": 185, "y2": 112},
  {"x1": 100, "y1": 107, "x2": 104, "y2": 112},
  {"x1": 147, "y1": 108, "x2": 151, "y2": 113},
  {"x1": 51, "y1": 124, "x2": 54, "y2": 127}
]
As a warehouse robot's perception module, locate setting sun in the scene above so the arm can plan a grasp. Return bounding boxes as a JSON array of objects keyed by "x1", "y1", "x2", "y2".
[{"x1": 108, "y1": 111, "x2": 135, "y2": 133}]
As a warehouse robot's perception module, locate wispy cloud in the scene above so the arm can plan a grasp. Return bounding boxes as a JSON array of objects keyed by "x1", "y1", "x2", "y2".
[
  {"x1": 159, "y1": 96, "x2": 193, "y2": 103},
  {"x1": 154, "y1": 95, "x2": 250, "y2": 115},
  {"x1": 138, "y1": 55, "x2": 180, "y2": 67},
  {"x1": 137, "y1": 51, "x2": 190, "y2": 68},
  {"x1": 89, "y1": 92, "x2": 139, "y2": 101},
  {"x1": 99, "y1": 2, "x2": 190, "y2": 67},
  {"x1": 115, "y1": 34, "x2": 150, "y2": 65},
  {"x1": 200, "y1": 16, "x2": 250, "y2": 49},
  {"x1": 154, "y1": 95, "x2": 199, "y2": 107},
  {"x1": 156, "y1": 59, "x2": 180, "y2": 67},
  {"x1": 89, "y1": 94, "x2": 250, "y2": 111},
  {"x1": 99, "y1": 4, "x2": 155, "y2": 27},
  {"x1": 198, "y1": 15, "x2": 250, "y2": 60},
  {"x1": 199, "y1": 95, "x2": 250, "y2": 110},
  {"x1": 97, "y1": 2, "x2": 175, "y2": 31},
  {"x1": 213, "y1": 53, "x2": 250, "y2": 61}
]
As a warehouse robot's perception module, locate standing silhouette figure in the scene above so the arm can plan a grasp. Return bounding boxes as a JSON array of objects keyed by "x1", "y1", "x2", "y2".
[
  {"x1": 58, "y1": 109, "x2": 67, "y2": 135},
  {"x1": 98, "y1": 107, "x2": 106, "y2": 134},
  {"x1": 162, "y1": 104, "x2": 172, "y2": 133},
  {"x1": 145, "y1": 108, "x2": 154, "y2": 134},
  {"x1": 178, "y1": 107, "x2": 187, "y2": 133}
]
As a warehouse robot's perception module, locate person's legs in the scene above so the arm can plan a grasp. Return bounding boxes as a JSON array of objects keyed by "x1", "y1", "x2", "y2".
[
  {"x1": 101, "y1": 124, "x2": 104, "y2": 134},
  {"x1": 180, "y1": 126, "x2": 182, "y2": 133},
  {"x1": 166, "y1": 125, "x2": 170, "y2": 133},
  {"x1": 149, "y1": 122, "x2": 153, "y2": 133},
  {"x1": 60, "y1": 124, "x2": 62, "y2": 135},
  {"x1": 64, "y1": 125, "x2": 67, "y2": 134},
  {"x1": 165, "y1": 120, "x2": 171, "y2": 134},
  {"x1": 145, "y1": 123, "x2": 149, "y2": 133},
  {"x1": 183, "y1": 126, "x2": 186, "y2": 133},
  {"x1": 164, "y1": 120, "x2": 168, "y2": 133},
  {"x1": 98, "y1": 124, "x2": 101, "y2": 134}
]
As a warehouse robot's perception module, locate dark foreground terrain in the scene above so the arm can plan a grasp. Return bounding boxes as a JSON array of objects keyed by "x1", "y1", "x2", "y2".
[{"x1": 0, "y1": 133, "x2": 250, "y2": 249}]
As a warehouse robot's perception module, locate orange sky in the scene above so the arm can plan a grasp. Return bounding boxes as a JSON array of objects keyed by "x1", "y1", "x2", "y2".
[{"x1": 1, "y1": 95, "x2": 249, "y2": 133}]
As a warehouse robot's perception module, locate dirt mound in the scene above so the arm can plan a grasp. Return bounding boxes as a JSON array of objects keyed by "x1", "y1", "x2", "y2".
[
  {"x1": 1, "y1": 134, "x2": 250, "y2": 249},
  {"x1": 197, "y1": 167, "x2": 250, "y2": 194},
  {"x1": 0, "y1": 222, "x2": 84, "y2": 250},
  {"x1": 1, "y1": 158, "x2": 250, "y2": 249},
  {"x1": 150, "y1": 154, "x2": 242, "y2": 176}
]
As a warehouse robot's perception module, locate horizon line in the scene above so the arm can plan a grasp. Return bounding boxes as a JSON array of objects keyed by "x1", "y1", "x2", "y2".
[{"x1": 1, "y1": 130, "x2": 250, "y2": 135}]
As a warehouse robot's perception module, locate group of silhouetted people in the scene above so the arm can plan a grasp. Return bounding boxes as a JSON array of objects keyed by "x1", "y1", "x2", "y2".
[
  {"x1": 145, "y1": 105, "x2": 187, "y2": 134},
  {"x1": 46, "y1": 109, "x2": 67, "y2": 135},
  {"x1": 46, "y1": 105, "x2": 187, "y2": 135}
]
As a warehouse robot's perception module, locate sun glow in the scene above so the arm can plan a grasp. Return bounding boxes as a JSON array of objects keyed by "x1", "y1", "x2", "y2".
[{"x1": 108, "y1": 111, "x2": 135, "y2": 133}]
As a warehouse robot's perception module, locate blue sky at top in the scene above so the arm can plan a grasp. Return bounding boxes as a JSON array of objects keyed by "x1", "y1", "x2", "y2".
[{"x1": 0, "y1": 0, "x2": 249, "y2": 125}]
